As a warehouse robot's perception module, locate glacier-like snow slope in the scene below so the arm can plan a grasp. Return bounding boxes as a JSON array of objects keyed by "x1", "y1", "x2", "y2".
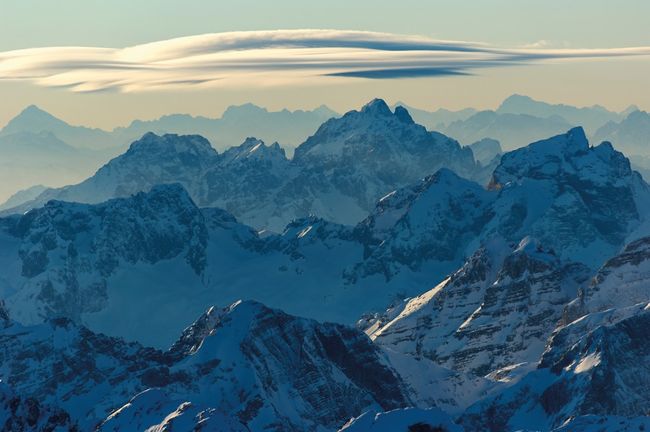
[
  {"x1": 3, "y1": 99, "x2": 482, "y2": 232},
  {"x1": 0, "y1": 299, "x2": 417, "y2": 431}
]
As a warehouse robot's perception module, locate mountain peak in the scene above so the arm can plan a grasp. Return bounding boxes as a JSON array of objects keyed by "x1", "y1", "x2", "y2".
[
  {"x1": 394, "y1": 106, "x2": 415, "y2": 124},
  {"x1": 127, "y1": 132, "x2": 217, "y2": 158},
  {"x1": 625, "y1": 109, "x2": 650, "y2": 122},
  {"x1": 621, "y1": 104, "x2": 641, "y2": 116},
  {"x1": 22, "y1": 104, "x2": 50, "y2": 115},
  {"x1": 564, "y1": 126, "x2": 589, "y2": 149},
  {"x1": 487, "y1": 126, "x2": 639, "y2": 193},
  {"x1": 360, "y1": 98, "x2": 392, "y2": 117},
  {"x1": 517, "y1": 126, "x2": 588, "y2": 157},
  {"x1": 2, "y1": 104, "x2": 67, "y2": 133},
  {"x1": 169, "y1": 300, "x2": 265, "y2": 356},
  {"x1": 221, "y1": 103, "x2": 268, "y2": 118},
  {"x1": 502, "y1": 93, "x2": 534, "y2": 104},
  {"x1": 220, "y1": 137, "x2": 288, "y2": 164}
]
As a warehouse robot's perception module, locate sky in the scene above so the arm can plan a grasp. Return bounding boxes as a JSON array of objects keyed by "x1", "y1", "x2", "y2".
[{"x1": 1, "y1": 0, "x2": 649, "y2": 129}]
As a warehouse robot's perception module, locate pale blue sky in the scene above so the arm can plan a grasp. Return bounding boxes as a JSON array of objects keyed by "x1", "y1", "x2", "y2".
[
  {"x1": 3, "y1": 0, "x2": 650, "y2": 49},
  {"x1": 1, "y1": 0, "x2": 649, "y2": 128}
]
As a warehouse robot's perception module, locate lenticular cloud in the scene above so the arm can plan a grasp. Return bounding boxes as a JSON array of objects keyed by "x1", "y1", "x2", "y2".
[{"x1": 1, "y1": 29, "x2": 649, "y2": 92}]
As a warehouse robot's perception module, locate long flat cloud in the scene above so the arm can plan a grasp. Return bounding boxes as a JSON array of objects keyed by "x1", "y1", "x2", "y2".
[{"x1": 1, "y1": 29, "x2": 649, "y2": 92}]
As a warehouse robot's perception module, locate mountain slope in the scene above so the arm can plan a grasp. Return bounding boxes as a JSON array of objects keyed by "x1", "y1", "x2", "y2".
[
  {"x1": 0, "y1": 300, "x2": 413, "y2": 431},
  {"x1": 461, "y1": 302, "x2": 650, "y2": 431},
  {"x1": 370, "y1": 238, "x2": 590, "y2": 376}
]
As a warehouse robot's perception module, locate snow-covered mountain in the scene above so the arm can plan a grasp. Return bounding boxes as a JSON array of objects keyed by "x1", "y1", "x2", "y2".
[
  {"x1": 369, "y1": 238, "x2": 590, "y2": 376},
  {"x1": 0, "y1": 299, "x2": 418, "y2": 431},
  {"x1": 0, "y1": 181, "x2": 465, "y2": 348},
  {"x1": 485, "y1": 127, "x2": 650, "y2": 265},
  {"x1": 371, "y1": 228, "x2": 650, "y2": 430},
  {"x1": 4, "y1": 99, "x2": 483, "y2": 231},
  {"x1": 351, "y1": 168, "x2": 494, "y2": 280},
  {"x1": 1, "y1": 126, "x2": 648, "y2": 352},
  {"x1": 2, "y1": 103, "x2": 650, "y2": 431},
  {"x1": 460, "y1": 301, "x2": 650, "y2": 430}
]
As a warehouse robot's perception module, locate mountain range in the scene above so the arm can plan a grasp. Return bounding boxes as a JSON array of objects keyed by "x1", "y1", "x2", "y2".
[
  {"x1": 1, "y1": 100, "x2": 485, "y2": 231},
  {"x1": 2, "y1": 96, "x2": 650, "y2": 431},
  {"x1": 2, "y1": 94, "x2": 648, "y2": 205},
  {"x1": 0, "y1": 103, "x2": 338, "y2": 203}
]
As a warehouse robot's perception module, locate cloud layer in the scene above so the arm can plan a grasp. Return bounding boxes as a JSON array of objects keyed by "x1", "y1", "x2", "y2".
[{"x1": 1, "y1": 29, "x2": 649, "y2": 92}]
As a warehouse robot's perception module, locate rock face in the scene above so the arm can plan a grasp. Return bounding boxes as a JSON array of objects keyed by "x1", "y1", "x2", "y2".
[
  {"x1": 461, "y1": 302, "x2": 650, "y2": 431},
  {"x1": 454, "y1": 236, "x2": 650, "y2": 430},
  {"x1": 5, "y1": 99, "x2": 481, "y2": 231},
  {"x1": 0, "y1": 317, "x2": 160, "y2": 430},
  {"x1": 370, "y1": 238, "x2": 590, "y2": 376},
  {"x1": 578, "y1": 236, "x2": 650, "y2": 314},
  {"x1": 0, "y1": 382, "x2": 78, "y2": 432},
  {"x1": 0, "y1": 300, "x2": 412, "y2": 431}
]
